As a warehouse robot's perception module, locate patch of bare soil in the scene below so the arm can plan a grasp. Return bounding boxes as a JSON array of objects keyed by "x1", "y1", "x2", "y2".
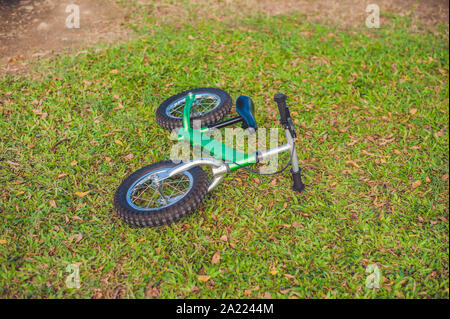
[
  {"x1": 0, "y1": 0, "x2": 129, "y2": 74},
  {"x1": 142, "y1": 0, "x2": 448, "y2": 30},
  {"x1": 0, "y1": 0, "x2": 448, "y2": 76},
  {"x1": 249, "y1": 0, "x2": 449, "y2": 29}
]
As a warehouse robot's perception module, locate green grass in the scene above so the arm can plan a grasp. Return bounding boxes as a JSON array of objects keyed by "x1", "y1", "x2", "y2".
[{"x1": 0, "y1": 9, "x2": 448, "y2": 298}]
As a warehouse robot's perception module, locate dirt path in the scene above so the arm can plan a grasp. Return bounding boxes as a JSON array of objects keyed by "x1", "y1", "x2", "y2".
[
  {"x1": 1, "y1": 0, "x2": 448, "y2": 75},
  {"x1": 141, "y1": 0, "x2": 448, "y2": 29},
  {"x1": 0, "y1": 0, "x2": 129, "y2": 74}
]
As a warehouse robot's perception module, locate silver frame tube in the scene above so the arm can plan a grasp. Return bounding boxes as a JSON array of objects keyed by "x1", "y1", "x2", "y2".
[
  {"x1": 154, "y1": 128, "x2": 300, "y2": 192},
  {"x1": 285, "y1": 129, "x2": 299, "y2": 172},
  {"x1": 257, "y1": 143, "x2": 291, "y2": 162},
  {"x1": 153, "y1": 158, "x2": 229, "y2": 192}
]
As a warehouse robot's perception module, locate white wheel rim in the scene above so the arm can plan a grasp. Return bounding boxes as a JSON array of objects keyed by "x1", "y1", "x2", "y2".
[
  {"x1": 126, "y1": 168, "x2": 194, "y2": 211},
  {"x1": 165, "y1": 93, "x2": 221, "y2": 119}
]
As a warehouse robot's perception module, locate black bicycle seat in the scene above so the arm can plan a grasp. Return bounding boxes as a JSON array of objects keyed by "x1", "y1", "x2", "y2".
[{"x1": 236, "y1": 95, "x2": 257, "y2": 130}]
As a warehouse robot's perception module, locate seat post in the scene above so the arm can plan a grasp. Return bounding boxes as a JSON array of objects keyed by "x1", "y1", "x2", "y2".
[{"x1": 182, "y1": 92, "x2": 195, "y2": 131}]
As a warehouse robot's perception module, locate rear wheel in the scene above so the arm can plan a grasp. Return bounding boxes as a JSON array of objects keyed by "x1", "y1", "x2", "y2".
[
  {"x1": 156, "y1": 87, "x2": 232, "y2": 131},
  {"x1": 114, "y1": 161, "x2": 209, "y2": 227}
]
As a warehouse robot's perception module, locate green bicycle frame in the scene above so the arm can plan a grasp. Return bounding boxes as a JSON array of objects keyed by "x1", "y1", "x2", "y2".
[
  {"x1": 157, "y1": 91, "x2": 304, "y2": 193},
  {"x1": 177, "y1": 93, "x2": 256, "y2": 171}
]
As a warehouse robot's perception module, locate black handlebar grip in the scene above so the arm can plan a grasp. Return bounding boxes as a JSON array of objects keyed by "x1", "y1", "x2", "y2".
[
  {"x1": 274, "y1": 93, "x2": 289, "y2": 124},
  {"x1": 274, "y1": 93, "x2": 287, "y2": 102}
]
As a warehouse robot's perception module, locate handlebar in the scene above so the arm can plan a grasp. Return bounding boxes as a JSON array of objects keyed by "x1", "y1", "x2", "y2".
[
  {"x1": 182, "y1": 92, "x2": 297, "y2": 139},
  {"x1": 274, "y1": 93, "x2": 297, "y2": 139},
  {"x1": 274, "y1": 93, "x2": 289, "y2": 124}
]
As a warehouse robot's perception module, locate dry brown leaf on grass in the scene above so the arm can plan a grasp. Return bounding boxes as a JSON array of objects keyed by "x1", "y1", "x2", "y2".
[
  {"x1": 373, "y1": 197, "x2": 384, "y2": 208},
  {"x1": 292, "y1": 221, "x2": 304, "y2": 228},
  {"x1": 32, "y1": 99, "x2": 42, "y2": 106},
  {"x1": 114, "y1": 102, "x2": 125, "y2": 110},
  {"x1": 434, "y1": 127, "x2": 446, "y2": 139},
  {"x1": 197, "y1": 275, "x2": 211, "y2": 282},
  {"x1": 269, "y1": 268, "x2": 279, "y2": 276},
  {"x1": 361, "y1": 150, "x2": 377, "y2": 157},
  {"x1": 68, "y1": 233, "x2": 83, "y2": 243},
  {"x1": 263, "y1": 292, "x2": 272, "y2": 299},
  {"x1": 283, "y1": 274, "x2": 296, "y2": 280},
  {"x1": 146, "y1": 283, "x2": 160, "y2": 297},
  {"x1": 345, "y1": 160, "x2": 360, "y2": 168},
  {"x1": 437, "y1": 216, "x2": 448, "y2": 223},
  {"x1": 7, "y1": 160, "x2": 21, "y2": 166},
  {"x1": 49, "y1": 200, "x2": 56, "y2": 208},
  {"x1": 412, "y1": 180, "x2": 422, "y2": 188},
  {"x1": 74, "y1": 191, "x2": 90, "y2": 197},
  {"x1": 123, "y1": 153, "x2": 134, "y2": 160},
  {"x1": 211, "y1": 251, "x2": 221, "y2": 264},
  {"x1": 437, "y1": 68, "x2": 447, "y2": 76}
]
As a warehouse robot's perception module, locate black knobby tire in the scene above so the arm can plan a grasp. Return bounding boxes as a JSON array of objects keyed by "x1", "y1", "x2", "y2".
[
  {"x1": 155, "y1": 87, "x2": 232, "y2": 131},
  {"x1": 114, "y1": 161, "x2": 209, "y2": 227}
]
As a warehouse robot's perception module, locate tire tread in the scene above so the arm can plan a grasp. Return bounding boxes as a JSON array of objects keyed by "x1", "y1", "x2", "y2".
[
  {"x1": 155, "y1": 87, "x2": 232, "y2": 131},
  {"x1": 113, "y1": 161, "x2": 209, "y2": 227}
]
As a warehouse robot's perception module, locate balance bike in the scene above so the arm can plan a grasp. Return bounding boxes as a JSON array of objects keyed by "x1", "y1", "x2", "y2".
[{"x1": 114, "y1": 88, "x2": 305, "y2": 227}]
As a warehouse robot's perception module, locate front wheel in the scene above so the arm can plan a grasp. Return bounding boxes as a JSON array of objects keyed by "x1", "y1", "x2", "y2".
[{"x1": 114, "y1": 161, "x2": 209, "y2": 227}]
